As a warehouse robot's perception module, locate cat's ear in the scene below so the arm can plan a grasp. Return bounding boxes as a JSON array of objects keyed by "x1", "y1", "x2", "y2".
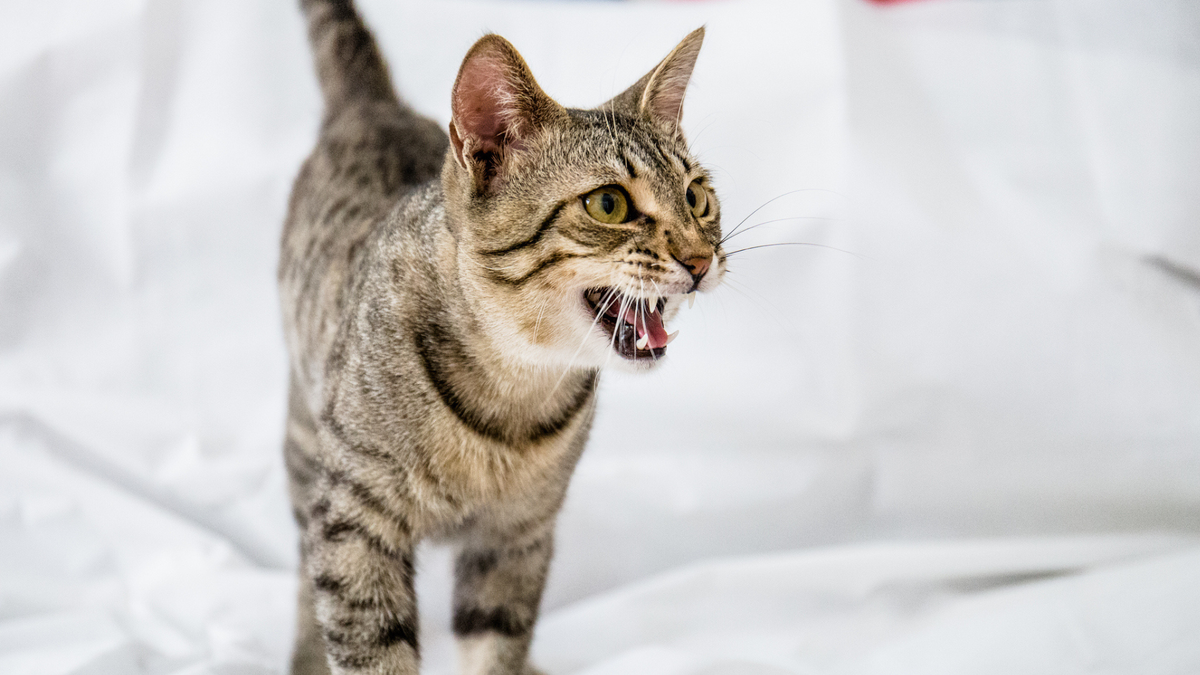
[
  {"x1": 605, "y1": 27, "x2": 705, "y2": 136},
  {"x1": 449, "y1": 34, "x2": 562, "y2": 193}
]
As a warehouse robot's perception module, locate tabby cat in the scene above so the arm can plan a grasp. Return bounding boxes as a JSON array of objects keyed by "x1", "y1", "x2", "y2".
[{"x1": 279, "y1": 1, "x2": 724, "y2": 673}]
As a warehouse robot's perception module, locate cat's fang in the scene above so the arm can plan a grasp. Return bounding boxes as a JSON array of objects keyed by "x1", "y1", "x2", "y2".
[
  {"x1": 666, "y1": 330, "x2": 680, "y2": 344},
  {"x1": 687, "y1": 292, "x2": 696, "y2": 309},
  {"x1": 582, "y1": 287, "x2": 670, "y2": 357}
]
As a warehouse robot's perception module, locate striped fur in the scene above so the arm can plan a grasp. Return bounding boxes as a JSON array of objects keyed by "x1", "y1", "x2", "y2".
[{"x1": 280, "y1": 2, "x2": 723, "y2": 673}]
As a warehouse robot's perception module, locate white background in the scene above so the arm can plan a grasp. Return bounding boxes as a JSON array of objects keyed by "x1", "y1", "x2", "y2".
[{"x1": 1, "y1": 0, "x2": 1198, "y2": 673}]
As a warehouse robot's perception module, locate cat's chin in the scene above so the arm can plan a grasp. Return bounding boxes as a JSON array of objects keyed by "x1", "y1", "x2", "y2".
[{"x1": 581, "y1": 288, "x2": 674, "y2": 366}]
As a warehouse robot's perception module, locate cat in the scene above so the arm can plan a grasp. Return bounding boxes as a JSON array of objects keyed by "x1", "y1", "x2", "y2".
[{"x1": 279, "y1": 1, "x2": 724, "y2": 673}]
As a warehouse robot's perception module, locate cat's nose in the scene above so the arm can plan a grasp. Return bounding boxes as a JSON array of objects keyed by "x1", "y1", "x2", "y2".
[{"x1": 680, "y1": 256, "x2": 711, "y2": 282}]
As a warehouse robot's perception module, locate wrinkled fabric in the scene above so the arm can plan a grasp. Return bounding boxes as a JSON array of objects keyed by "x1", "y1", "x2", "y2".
[{"x1": 1, "y1": 0, "x2": 1198, "y2": 673}]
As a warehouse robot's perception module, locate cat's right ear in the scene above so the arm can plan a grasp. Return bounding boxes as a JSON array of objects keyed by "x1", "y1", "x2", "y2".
[{"x1": 449, "y1": 35, "x2": 562, "y2": 194}]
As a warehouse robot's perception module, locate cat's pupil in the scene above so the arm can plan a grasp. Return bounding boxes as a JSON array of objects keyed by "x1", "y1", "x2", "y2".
[
  {"x1": 601, "y1": 193, "x2": 615, "y2": 214},
  {"x1": 686, "y1": 187, "x2": 696, "y2": 208}
]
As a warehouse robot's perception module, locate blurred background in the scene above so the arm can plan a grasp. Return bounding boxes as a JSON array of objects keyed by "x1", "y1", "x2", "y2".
[{"x1": 1, "y1": 0, "x2": 1198, "y2": 673}]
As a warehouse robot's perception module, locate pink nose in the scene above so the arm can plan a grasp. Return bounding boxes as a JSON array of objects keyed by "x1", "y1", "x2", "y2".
[{"x1": 682, "y1": 256, "x2": 711, "y2": 280}]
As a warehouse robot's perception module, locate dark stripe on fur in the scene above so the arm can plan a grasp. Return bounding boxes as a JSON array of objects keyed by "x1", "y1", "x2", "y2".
[
  {"x1": 323, "y1": 617, "x2": 418, "y2": 664},
  {"x1": 456, "y1": 549, "x2": 500, "y2": 579},
  {"x1": 410, "y1": 446, "x2": 463, "y2": 509},
  {"x1": 320, "y1": 519, "x2": 406, "y2": 561},
  {"x1": 673, "y1": 150, "x2": 695, "y2": 174},
  {"x1": 481, "y1": 201, "x2": 567, "y2": 257},
  {"x1": 376, "y1": 616, "x2": 419, "y2": 650},
  {"x1": 558, "y1": 220, "x2": 637, "y2": 251},
  {"x1": 322, "y1": 410, "x2": 396, "y2": 466},
  {"x1": 486, "y1": 251, "x2": 587, "y2": 287},
  {"x1": 415, "y1": 319, "x2": 597, "y2": 445},
  {"x1": 313, "y1": 556, "x2": 414, "y2": 611},
  {"x1": 320, "y1": 404, "x2": 462, "y2": 511},
  {"x1": 324, "y1": 618, "x2": 418, "y2": 668},
  {"x1": 325, "y1": 470, "x2": 413, "y2": 536},
  {"x1": 621, "y1": 153, "x2": 639, "y2": 179},
  {"x1": 284, "y1": 435, "x2": 324, "y2": 484},
  {"x1": 452, "y1": 606, "x2": 532, "y2": 637},
  {"x1": 313, "y1": 573, "x2": 344, "y2": 593}
]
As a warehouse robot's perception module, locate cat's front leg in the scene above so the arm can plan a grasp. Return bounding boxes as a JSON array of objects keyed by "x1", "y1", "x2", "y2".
[
  {"x1": 303, "y1": 485, "x2": 420, "y2": 675},
  {"x1": 453, "y1": 521, "x2": 556, "y2": 675}
]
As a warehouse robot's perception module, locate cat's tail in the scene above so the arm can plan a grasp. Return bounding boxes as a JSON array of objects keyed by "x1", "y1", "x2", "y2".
[{"x1": 300, "y1": 0, "x2": 400, "y2": 115}]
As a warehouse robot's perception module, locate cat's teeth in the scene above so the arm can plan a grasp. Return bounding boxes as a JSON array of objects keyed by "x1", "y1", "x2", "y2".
[
  {"x1": 636, "y1": 334, "x2": 650, "y2": 350},
  {"x1": 687, "y1": 292, "x2": 696, "y2": 309},
  {"x1": 649, "y1": 301, "x2": 659, "y2": 316},
  {"x1": 666, "y1": 330, "x2": 680, "y2": 344}
]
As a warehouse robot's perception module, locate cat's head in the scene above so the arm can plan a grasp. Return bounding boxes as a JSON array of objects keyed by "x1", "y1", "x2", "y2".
[{"x1": 442, "y1": 29, "x2": 722, "y2": 373}]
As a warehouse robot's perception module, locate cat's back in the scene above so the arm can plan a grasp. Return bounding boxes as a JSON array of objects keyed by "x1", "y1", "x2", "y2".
[{"x1": 278, "y1": 98, "x2": 449, "y2": 405}]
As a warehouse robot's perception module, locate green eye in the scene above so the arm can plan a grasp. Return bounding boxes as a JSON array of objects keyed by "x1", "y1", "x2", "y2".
[
  {"x1": 583, "y1": 186, "x2": 631, "y2": 224},
  {"x1": 685, "y1": 180, "x2": 709, "y2": 218}
]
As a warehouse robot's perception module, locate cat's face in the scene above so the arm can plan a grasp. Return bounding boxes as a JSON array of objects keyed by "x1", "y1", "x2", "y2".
[{"x1": 444, "y1": 30, "x2": 721, "y2": 372}]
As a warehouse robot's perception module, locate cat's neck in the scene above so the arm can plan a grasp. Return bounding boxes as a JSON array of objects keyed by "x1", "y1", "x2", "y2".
[{"x1": 412, "y1": 224, "x2": 596, "y2": 447}]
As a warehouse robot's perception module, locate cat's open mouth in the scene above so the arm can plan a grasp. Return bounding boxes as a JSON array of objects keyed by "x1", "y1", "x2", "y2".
[{"x1": 583, "y1": 288, "x2": 674, "y2": 361}]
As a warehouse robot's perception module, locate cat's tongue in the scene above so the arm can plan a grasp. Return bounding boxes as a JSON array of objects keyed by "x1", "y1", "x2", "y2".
[{"x1": 620, "y1": 302, "x2": 668, "y2": 349}]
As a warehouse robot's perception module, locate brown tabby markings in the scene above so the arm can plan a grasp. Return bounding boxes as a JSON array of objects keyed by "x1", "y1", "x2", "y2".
[{"x1": 281, "y1": 1, "x2": 723, "y2": 673}]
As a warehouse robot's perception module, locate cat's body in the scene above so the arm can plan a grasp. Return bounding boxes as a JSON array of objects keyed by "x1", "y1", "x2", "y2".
[{"x1": 280, "y1": 1, "x2": 723, "y2": 673}]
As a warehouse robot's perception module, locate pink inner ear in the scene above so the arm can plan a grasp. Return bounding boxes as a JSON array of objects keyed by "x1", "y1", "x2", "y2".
[
  {"x1": 639, "y1": 33, "x2": 703, "y2": 131},
  {"x1": 644, "y1": 64, "x2": 696, "y2": 130},
  {"x1": 453, "y1": 55, "x2": 516, "y2": 153},
  {"x1": 647, "y1": 77, "x2": 686, "y2": 127}
]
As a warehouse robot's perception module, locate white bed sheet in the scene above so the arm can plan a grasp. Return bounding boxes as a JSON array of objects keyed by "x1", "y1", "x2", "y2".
[{"x1": 1, "y1": 0, "x2": 1198, "y2": 673}]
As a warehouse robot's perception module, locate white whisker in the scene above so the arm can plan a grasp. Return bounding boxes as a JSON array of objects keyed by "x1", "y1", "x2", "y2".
[
  {"x1": 532, "y1": 297, "x2": 550, "y2": 341},
  {"x1": 547, "y1": 287, "x2": 619, "y2": 403}
]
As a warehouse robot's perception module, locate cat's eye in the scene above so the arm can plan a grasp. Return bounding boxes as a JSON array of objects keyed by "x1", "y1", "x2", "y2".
[
  {"x1": 583, "y1": 186, "x2": 631, "y2": 224},
  {"x1": 685, "y1": 180, "x2": 709, "y2": 218}
]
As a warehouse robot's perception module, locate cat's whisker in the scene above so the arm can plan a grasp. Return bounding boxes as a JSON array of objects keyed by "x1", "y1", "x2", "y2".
[
  {"x1": 634, "y1": 271, "x2": 648, "y2": 354},
  {"x1": 598, "y1": 288, "x2": 623, "y2": 374},
  {"x1": 719, "y1": 215, "x2": 839, "y2": 245},
  {"x1": 687, "y1": 116, "x2": 718, "y2": 156},
  {"x1": 603, "y1": 101, "x2": 620, "y2": 164},
  {"x1": 532, "y1": 297, "x2": 550, "y2": 342},
  {"x1": 722, "y1": 188, "x2": 834, "y2": 244},
  {"x1": 564, "y1": 289, "x2": 616, "y2": 369},
  {"x1": 547, "y1": 285, "x2": 623, "y2": 406},
  {"x1": 603, "y1": 303, "x2": 619, "y2": 357},
  {"x1": 582, "y1": 287, "x2": 622, "y2": 385},
  {"x1": 584, "y1": 286, "x2": 625, "y2": 379},
  {"x1": 724, "y1": 241, "x2": 866, "y2": 260}
]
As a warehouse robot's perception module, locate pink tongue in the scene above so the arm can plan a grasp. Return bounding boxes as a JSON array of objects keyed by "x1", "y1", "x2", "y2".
[{"x1": 620, "y1": 302, "x2": 669, "y2": 350}]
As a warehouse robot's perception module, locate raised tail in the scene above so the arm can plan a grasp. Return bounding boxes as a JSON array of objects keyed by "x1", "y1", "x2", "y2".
[{"x1": 301, "y1": 0, "x2": 399, "y2": 115}]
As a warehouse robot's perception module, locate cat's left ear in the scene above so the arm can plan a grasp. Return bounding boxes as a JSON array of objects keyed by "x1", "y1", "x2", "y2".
[
  {"x1": 449, "y1": 34, "x2": 563, "y2": 193},
  {"x1": 605, "y1": 27, "x2": 705, "y2": 137}
]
